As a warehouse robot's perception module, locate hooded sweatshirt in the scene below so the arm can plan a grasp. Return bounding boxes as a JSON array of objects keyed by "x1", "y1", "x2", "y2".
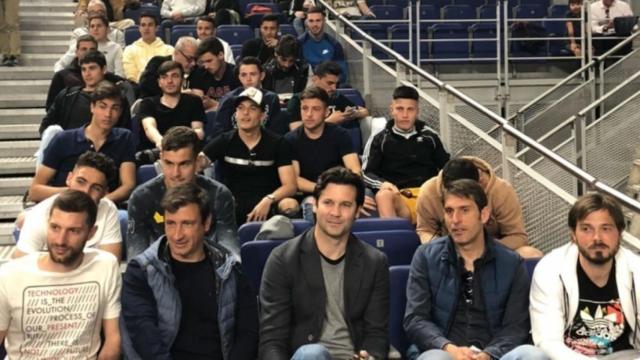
[{"x1": 122, "y1": 37, "x2": 174, "y2": 82}]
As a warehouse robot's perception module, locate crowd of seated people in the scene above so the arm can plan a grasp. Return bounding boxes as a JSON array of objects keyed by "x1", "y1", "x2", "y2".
[{"x1": 5, "y1": 1, "x2": 640, "y2": 359}]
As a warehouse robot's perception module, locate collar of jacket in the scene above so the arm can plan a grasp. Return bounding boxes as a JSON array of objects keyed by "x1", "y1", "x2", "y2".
[{"x1": 440, "y1": 230, "x2": 496, "y2": 267}]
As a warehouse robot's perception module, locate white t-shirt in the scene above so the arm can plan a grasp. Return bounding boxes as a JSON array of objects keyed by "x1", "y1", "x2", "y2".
[
  {"x1": 18, "y1": 195, "x2": 122, "y2": 254},
  {"x1": 0, "y1": 249, "x2": 122, "y2": 359}
]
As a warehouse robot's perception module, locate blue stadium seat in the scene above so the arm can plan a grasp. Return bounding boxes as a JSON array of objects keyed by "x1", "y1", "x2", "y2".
[
  {"x1": 238, "y1": 219, "x2": 313, "y2": 245},
  {"x1": 240, "y1": 239, "x2": 283, "y2": 292},
  {"x1": 136, "y1": 164, "x2": 157, "y2": 186},
  {"x1": 370, "y1": 5, "x2": 404, "y2": 20},
  {"x1": 119, "y1": 210, "x2": 128, "y2": 259},
  {"x1": 123, "y1": 4, "x2": 160, "y2": 24},
  {"x1": 514, "y1": 4, "x2": 546, "y2": 19},
  {"x1": 470, "y1": 23, "x2": 498, "y2": 60},
  {"x1": 170, "y1": 25, "x2": 197, "y2": 45},
  {"x1": 453, "y1": 0, "x2": 485, "y2": 9},
  {"x1": 549, "y1": 4, "x2": 569, "y2": 18},
  {"x1": 367, "y1": 0, "x2": 386, "y2": 5},
  {"x1": 442, "y1": 4, "x2": 476, "y2": 20},
  {"x1": 278, "y1": 24, "x2": 297, "y2": 37},
  {"x1": 416, "y1": 5, "x2": 439, "y2": 27},
  {"x1": 390, "y1": 24, "x2": 429, "y2": 60},
  {"x1": 389, "y1": 265, "x2": 411, "y2": 357},
  {"x1": 478, "y1": 4, "x2": 497, "y2": 20},
  {"x1": 420, "y1": 0, "x2": 449, "y2": 10},
  {"x1": 337, "y1": 88, "x2": 366, "y2": 107},
  {"x1": 526, "y1": 0, "x2": 550, "y2": 9},
  {"x1": 524, "y1": 257, "x2": 541, "y2": 280},
  {"x1": 351, "y1": 217, "x2": 413, "y2": 232},
  {"x1": 510, "y1": 22, "x2": 548, "y2": 57},
  {"x1": 430, "y1": 23, "x2": 470, "y2": 59},
  {"x1": 355, "y1": 230, "x2": 420, "y2": 266},
  {"x1": 230, "y1": 44, "x2": 243, "y2": 61},
  {"x1": 216, "y1": 25, "x2": 254, "y2": 46},
  {"x1": 205, "y1": 111, "x2": 218, "y2": 142},
  {"x1": 546, "y1": 5, "x2": 572, "y2": 56}
]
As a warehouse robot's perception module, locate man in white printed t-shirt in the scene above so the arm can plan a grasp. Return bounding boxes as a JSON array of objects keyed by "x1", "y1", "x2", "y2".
[
  {"x1": 12, "y1": 151, "x2": 123, "y2": 260},
  {"x1": 0, "y1": 189, "x2": 122, "y2": 359}
]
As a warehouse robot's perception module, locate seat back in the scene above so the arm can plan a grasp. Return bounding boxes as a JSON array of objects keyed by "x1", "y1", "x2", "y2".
[
  {"x1": 352, "y1": 217, "x2": 413, "y2": 232},
  {"x1": 431, "y1": 23, "x2": 470, "y2": 59},
  {"x1": 216, "y1": 25, "x2": 255, "y2": 46},
  {"x1": 389, "y1": 265, "x2": 411, "y2": 357},
  {"x1": 240, "y1": 240, "x2": 284, "y2": 293},
  {"x1": 370, "y1": 5, "x2": 404, "y2": 20},
  {"x1": 355, "y1": 230, "x2": 420, "y2": 266},
  {"x1": 136, "y1": 164, "x2": 158, "y2": 186},
  {"x1": 170, "y1": 25, "x2": 197, "y2": 45},
  {"x1": 442, "y1": 4, "x2": 476, "y2": 20}
]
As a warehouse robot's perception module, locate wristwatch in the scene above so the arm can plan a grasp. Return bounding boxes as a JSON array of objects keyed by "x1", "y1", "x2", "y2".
[{"x1": 265, "y1": 194, "x2": 276, "y2": 202}]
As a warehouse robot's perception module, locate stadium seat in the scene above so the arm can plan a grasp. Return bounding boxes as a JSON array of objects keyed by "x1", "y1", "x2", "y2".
[
  {"x1": 136, "y1": 164, "x2": 157, "y2": 186},
  {"x1": 389, "y1": 265, "x2": 411, "y2": 357},
  {"x1": 216, "y1": 25, "x2": 254, "y2": 46},
  {"x1": 526, "y1": 0, "x2": 550, "y2": 9},
  {"x1": 170, "y1": 25, "x2": 197, "y2": 45},
  {"x1": 524, "y1": 257, "x2": 541, "y2": 280},
  {"x1": 240, "y1": 239, "x2": 283, "y2": 292},
  {"x1": 453, "y1": 0, "x2": 485, "y2": 9},
  {"x1": 470, "y1": 23, "x2": 498, "y2": 60},
  {"x1": 230, "y1": 44, "x2": 243, "y2": 61},
  {"x1": 514, "y1": 4, "x2": 547, "y2": 19},
  {"x1": 478, "y1": 4, "x2": 497, "y2": 20},
  {"x1": 390, "y1": 24, "x2": 429, "y2": 60},
  {"x1": 238, "y1": 219, "x2": 313, "y2": 244},
  {"x1": 204, "y1": 111, "x2": 218, "y2": 142},
  {"x1": 354, "y1": 230, "x2": 420, "y2": 266},
  {"x1": 370, "y1": 5, "x2": 404, "y2": 20},
  {"x1": 416, "y1": 5, "x2": 439, "y2": 27},
  {"x1": 442, "y1": 4, "x2": 476, "y2": 21},
  {"x1": 123, "y1": 4, "x2": 160, "y2": 24},
  {"x1": 549, "y1": 4, "x2": 569, "y2": 18},
  {"x1": 430, "y1": 23, "x2": 470, "y2": 59},
  {"x1": 278, "y1": 24, "x2": 297, "y2": 37},
  {"x1": 351, "y1": 217, "x2": 413, "y2": 232},
  {"x1": 337, "y1": 88, "x2": 366, "y2": 107}
]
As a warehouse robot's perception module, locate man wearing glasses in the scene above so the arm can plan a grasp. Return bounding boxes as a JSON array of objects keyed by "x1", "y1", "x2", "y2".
[
  {"x1": 137, "y1": 60, "x2": 206, "y2": 151},
  {"x1": 138, "y1": 36, "x2": 203, "y2": 98},
  {"x1": 403, "y1": 179, "x2": 548, "y2": 360}
]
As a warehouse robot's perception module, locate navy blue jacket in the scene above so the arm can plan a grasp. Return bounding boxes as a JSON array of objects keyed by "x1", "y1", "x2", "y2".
[
  {"x1": 120, "y1": 237, "x2": 258, "y2": 360},
  {"x1": 403, "y1": 235, "x2": 530, "y2": 358}
]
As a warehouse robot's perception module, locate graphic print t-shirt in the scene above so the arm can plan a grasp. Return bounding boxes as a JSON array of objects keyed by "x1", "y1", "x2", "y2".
[
  {"x1": 0, "y1": 250, "x2": 122, "y2": 359},
  {"x1": 564, "y1": 260, "x2": 633, "y2": 356}
]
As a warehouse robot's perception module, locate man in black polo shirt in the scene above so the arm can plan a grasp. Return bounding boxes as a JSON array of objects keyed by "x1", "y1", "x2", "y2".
[
  {"x1": 191, "y1": 36, "x2": 239, "y2": 112},
  {"x1": 138, "y1": 60, "x2": 206, "y2": 151},
  {"x1": 284, "y1": 86, "x2": 360, "y2": 222},
  {"x1": 29, "y1": 81, "x2": 136, "y2": 205},
  {"x1": 287, "y1": 61, "x2": 368, "y2": 131},
  {"x1": 240, "y1": 14, "x2": 279, "y2": 65},
  {"x1": 201, "y1": 87, "x2": 298, "y2": 225}
]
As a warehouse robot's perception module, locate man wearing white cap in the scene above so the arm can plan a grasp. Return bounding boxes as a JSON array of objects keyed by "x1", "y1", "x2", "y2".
[{"x1": 200, "y1": 87, "x2": 298, "y2": 225}]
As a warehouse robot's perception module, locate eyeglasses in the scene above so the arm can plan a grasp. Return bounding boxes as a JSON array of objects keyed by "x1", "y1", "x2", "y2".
[
  {"x1": 462, "y1": 270, "x2": 474, "y2": 305},
  {"x1": 178, "y1": 49, "x2": 196, "y2": 64}
]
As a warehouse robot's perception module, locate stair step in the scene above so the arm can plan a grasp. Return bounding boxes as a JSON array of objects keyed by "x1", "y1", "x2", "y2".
[
  {"x1": 0, "y1": 223, "x2": 16, "y2": 247},
  {"x1": 16, "y1": 54, "x2": 59, "y2": 67},
  {"x1": 0, "y1": 94, "x2": 46, "y2": 108},
  {"x1": 0, "y1": 124, "x2": 40, "y2": 140},
  {"x1": 21, "y1": 11, "x2": 74, "y2": 19},
  {"x1": 21, "y1": 31, "x2": 71, "y2": 42},
  {"x1": 0, "y1": 141, "x2": 39, "y2": 158},
  {"x1": 0, "y1": 80, "x2": 49, "y2": 96},
  {"x1": 22, "y1": 40, "x2": 69, "y2": 55},
  {"x1": 0, "y1": 66, "x2": 53, "y2": 80},
  {"x1": 0, "y1": 109, "x2": 45, "y2": 125},
  {"x1": 0, "y1": 177, "x2": 32, "y2": 196},
  {"x1": 20, "y1": 20, "x2": 75, "y2": 31},
  {"x1": 0, "y1": 157, "x2": 37, "y2": 175},
  {"x1": 0, "y1": 196, "x2": 24, "y2": 220},
  {"x1": 20, "y1": 2, "x2": 76, "y2": 11}
]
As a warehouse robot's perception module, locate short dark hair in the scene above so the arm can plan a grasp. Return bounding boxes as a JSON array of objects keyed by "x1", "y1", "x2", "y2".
[
  {"x1": 568, "y1": 0, "x2": 582, "y2": 5},
  {"x1": 442, "y1": 158, "x2": 479, "y2": 187},
  {"x1": 74, "y1": 151, "x2": 117, "y2": 191},
  {"x1": 91, "y1": 80, "x2": 122, "y2": 104},
  {"x1": 50, "y1": 190, "x2": 98, "y2": 227},
  {"x1": 260, "y1": 13, "x2": 280, "y2": 26},
  {"x1": 300, "y1": 86, "x2": 329, "y2": 108},
  {"x1": 568, "y1": 192, "x2": 625, "y2": 232},
  {"x1": 236, "y1": 56, "x2": 264, "y2": 78},
  {"x1": 139, "y1": 12, "x2": 158, "y2": 26},
  {"x1": 392, "y1": 85, "x2": 419, "y2": 101},
  {"x1": 161, "y1": 183, "x2": 211, "y2": 224},
  {"x1": 197, "y1": 15, "x2": 216, "y2": 27},
  {"x1": 313, "y1": 167, "x2": 365, "y2": 207},
  {"x1": 307, "y1": 6, "x2": 326, "y2": 16},
  {"x1": 275, "y1": 34, "x2": 299, "y2": 58},
  {"x1": 161, "y1": 126, "x2": 201, "y2": 156},
  {"x1": 80, "y1": 49, "x2": 107, "y2": 68},
  {"x1": 158, "y1": 60, "x2": 184, "y2": 77},
  {"x1": 442, "y1": 179, "x2": 488, "y2": 211},
  {"x1": 196, "y1": 36, "x2": 224, "y2": 57},
  {"x1": 87, "y1": 14, "x2": 109, "y2": 27},
  {"x1": 314, "y1": 61, "x2": 342, "y2": 78},
  {"x1": 76, "y1": 34, "x2": 98, "y2": 49}
]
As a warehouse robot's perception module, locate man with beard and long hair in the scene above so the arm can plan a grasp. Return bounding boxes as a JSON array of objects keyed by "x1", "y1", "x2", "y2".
[
  {"x1": 0, "y1": 190, "x2": 122, "y2": 359},
  {"x1": 531, "y1": 192, "x2": 640, "y2": 359}
]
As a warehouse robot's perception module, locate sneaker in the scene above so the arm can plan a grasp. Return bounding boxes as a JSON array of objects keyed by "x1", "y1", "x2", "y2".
[
  {"x1": 1, "y1": 56, "x2": 17, "y2": 67},
  {"x1": 9, "y1": 56, "x2": 19, "y2": 66}
]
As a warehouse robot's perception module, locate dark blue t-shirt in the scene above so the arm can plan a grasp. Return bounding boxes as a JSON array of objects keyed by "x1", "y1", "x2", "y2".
[{"x1": 42, "y1": 127, "x2": 135, "y2": 187}]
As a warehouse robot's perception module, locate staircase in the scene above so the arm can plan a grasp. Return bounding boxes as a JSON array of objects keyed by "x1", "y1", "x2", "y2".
[{"x1": 0, "y1": 0, "x2": 74, "y2": 252}]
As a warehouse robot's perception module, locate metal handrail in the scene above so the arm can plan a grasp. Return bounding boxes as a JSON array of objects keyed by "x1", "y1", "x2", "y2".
[
  {"x1": 516, "y1": 30, "x2": 640, "y2": 115},
  {"x1": 577, "y1": 70, "x2": 640, "y2": 116},
  {"x1": 316, "y1": 0, "x2": 640, "y2": 213}
]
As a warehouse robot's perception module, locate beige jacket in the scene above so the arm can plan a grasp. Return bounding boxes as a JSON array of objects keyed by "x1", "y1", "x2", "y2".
[{"x1": 415, "y1": 156, "x2": 528, "y2": 250}]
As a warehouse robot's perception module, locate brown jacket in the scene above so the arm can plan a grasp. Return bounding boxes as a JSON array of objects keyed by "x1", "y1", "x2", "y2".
[{"x1": 415, "y1": 156, "x2": 528, "y2": 250}]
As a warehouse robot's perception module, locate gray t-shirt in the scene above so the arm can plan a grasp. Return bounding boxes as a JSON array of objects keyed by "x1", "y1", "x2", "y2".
[{"x1": 318, "y1": 255, "x2": 354, "y2": 359}]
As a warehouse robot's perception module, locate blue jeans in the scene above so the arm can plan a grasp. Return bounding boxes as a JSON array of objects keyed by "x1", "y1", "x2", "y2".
[
  {"x1": 291, "y1": 344, "x2": 332, "y2": 360},
  {"x1": 415, "y1": 345, "x2": 549, "y2": 360}
]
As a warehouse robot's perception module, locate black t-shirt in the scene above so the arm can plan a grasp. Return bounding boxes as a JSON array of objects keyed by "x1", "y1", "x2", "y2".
[
  {"x1": 190, "y1": 63, "x2": 240, "y2": 101},
  {"x1": 287, "y1": 93, "x2": 354, "y2": 123},
  {"x1": 564, "y1": 260, "x2": 633, "y2": 356},
  {"x1": 566, "y1": 11, "x2": 582, "y2": 39},
  {"x1": 284, "y1": 124, "x2": 354, "y2": 187},
  {"x1": 170, "y1": 255, "x2": 223, "y2": 360},
  {"x1": 137, "y1": 94, "x2": 206, "y2": 150},
  {"x1": 202, "y1": 129, "x2": 292, "y2": 222}
]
